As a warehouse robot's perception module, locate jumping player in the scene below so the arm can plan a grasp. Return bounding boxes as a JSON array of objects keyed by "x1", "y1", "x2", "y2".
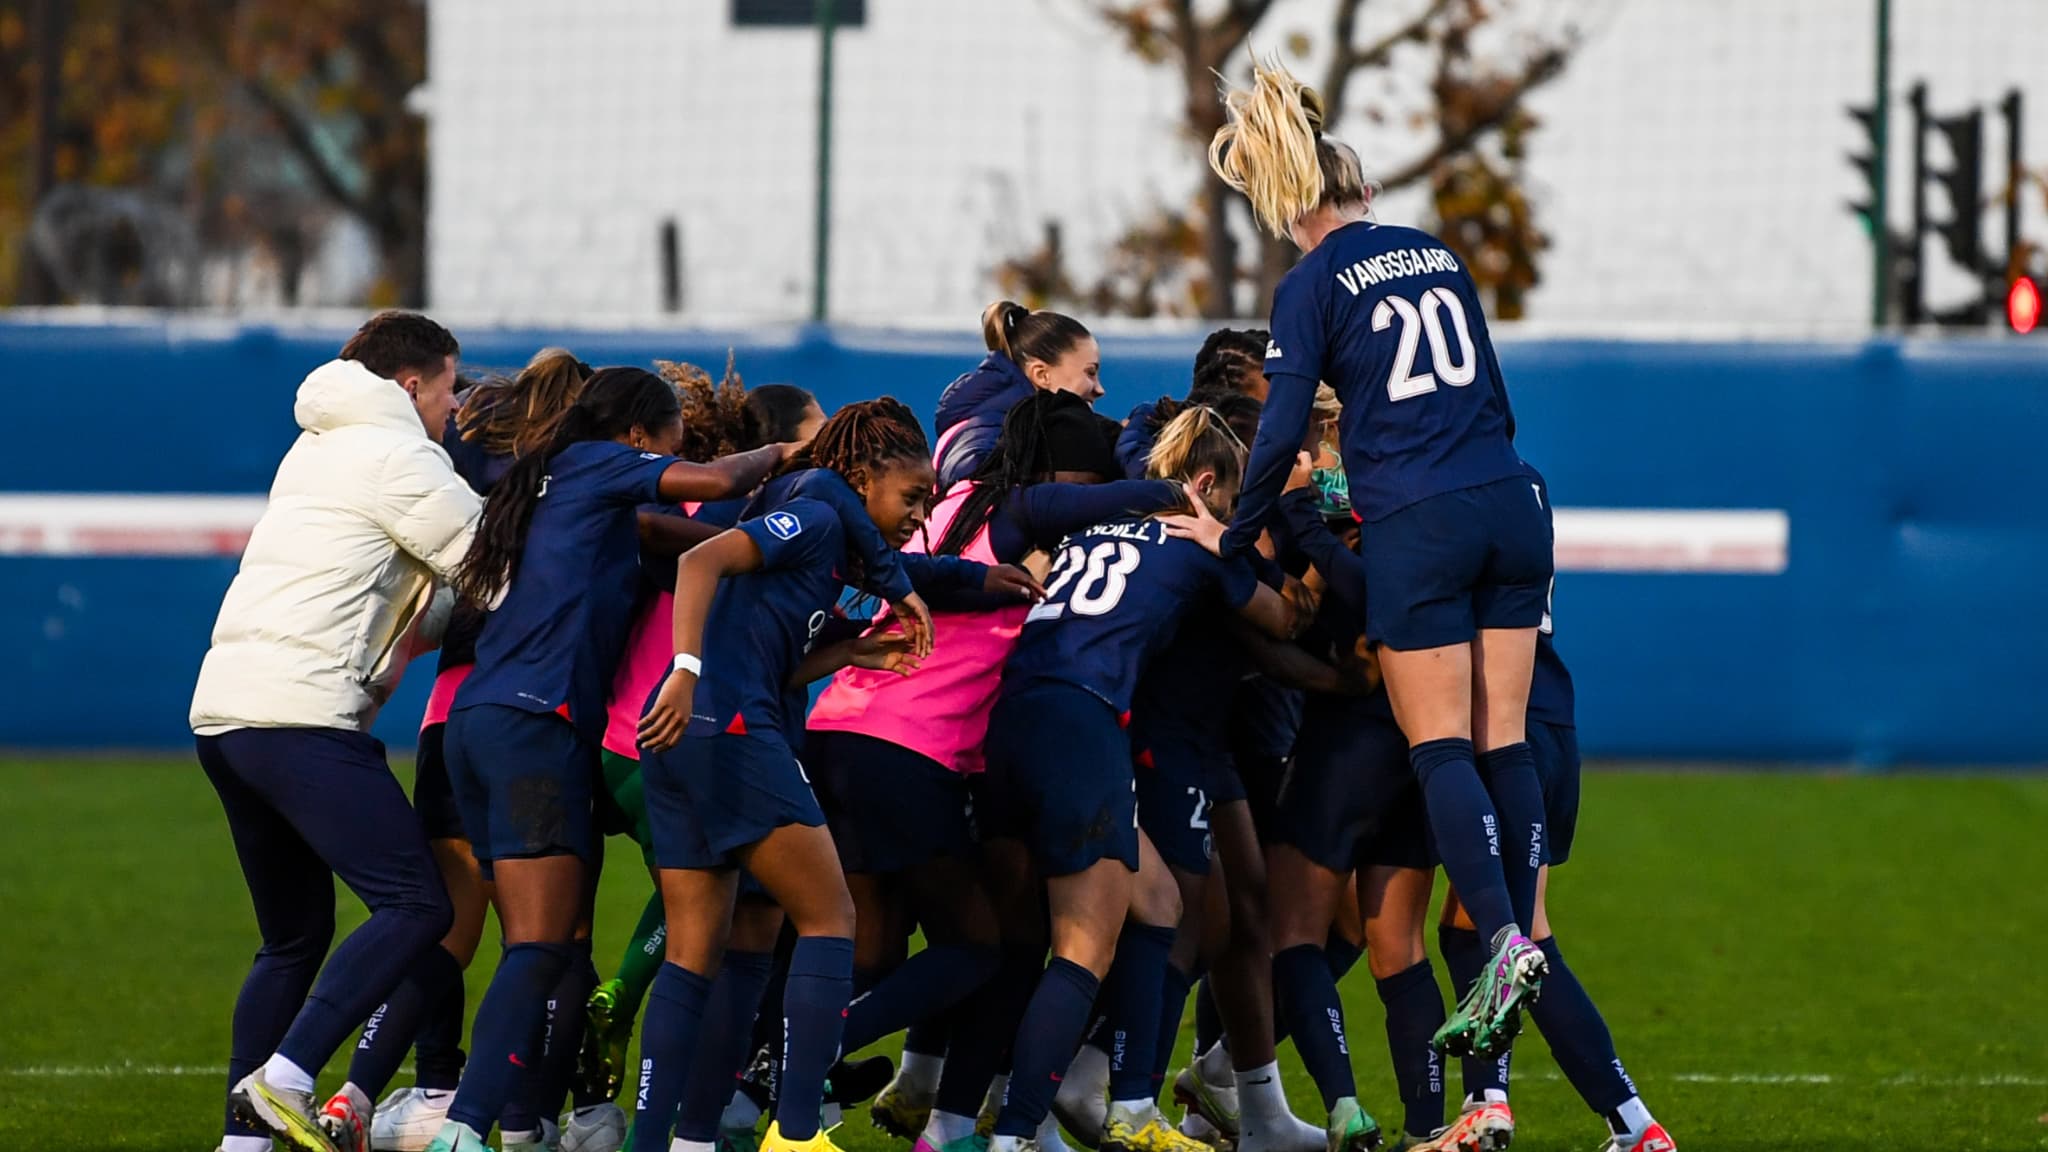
[{"x1": 1208, "y1": 58, "x2": 1553, "y2": 1063}]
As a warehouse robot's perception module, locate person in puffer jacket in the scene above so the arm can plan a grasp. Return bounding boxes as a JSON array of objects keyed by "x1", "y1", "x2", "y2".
[
  {"x1": 931, "y1": 300, "x2": 1102, "y2": 489},
  {"x1": 190, "y1": 311, "x2": 478, "y2": 1152}
]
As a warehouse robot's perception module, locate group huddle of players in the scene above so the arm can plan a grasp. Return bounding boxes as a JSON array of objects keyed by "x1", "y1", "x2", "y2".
[{"x1": 195, "y1": 57, "x2": 1673, "y2": 1152}]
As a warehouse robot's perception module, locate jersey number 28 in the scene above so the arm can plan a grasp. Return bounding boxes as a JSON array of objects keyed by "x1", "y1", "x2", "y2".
[
  {"x1": 1032, "y1": 540, "x2": 1142, "y2": 620},
  {"x1": 1372, "y1": 286, "x2": 1478, "y2": 402}
]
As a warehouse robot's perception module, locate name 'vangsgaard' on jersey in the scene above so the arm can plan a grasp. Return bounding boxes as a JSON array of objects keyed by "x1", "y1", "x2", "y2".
[{"x1": 1261, "y1": 222, "x2": 1526, "y2": 523}]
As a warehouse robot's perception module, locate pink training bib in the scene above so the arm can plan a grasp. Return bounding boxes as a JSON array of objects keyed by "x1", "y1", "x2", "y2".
[
  {"x1": 602, "y1": 589, "x2": 675, "y2": 761},
  {"x1": 807, "y1": 481, "x2": 1029, "y2": 775},
  {"x1": 421, "y1": 664, "x2": 472, "y2": 732}
]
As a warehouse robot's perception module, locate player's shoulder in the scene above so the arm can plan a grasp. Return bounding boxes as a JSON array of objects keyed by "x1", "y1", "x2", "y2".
[{"x1": 759, "y1": 495, "x2": 842, "y2": 539}]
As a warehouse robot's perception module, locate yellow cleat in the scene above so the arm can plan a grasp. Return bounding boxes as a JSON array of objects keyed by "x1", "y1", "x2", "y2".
[
  {"x1": 762, "y1": 1122, "x2": 849, "y2": 1152},
  {"x1": 1102, "y1": 1116, "x2": 1216, "y2": 1152}
]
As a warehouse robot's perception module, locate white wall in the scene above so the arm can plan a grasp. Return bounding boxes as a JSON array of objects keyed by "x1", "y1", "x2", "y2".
[{"x1": 426, "y1": 0, "x2": 2048, "y2": 333}]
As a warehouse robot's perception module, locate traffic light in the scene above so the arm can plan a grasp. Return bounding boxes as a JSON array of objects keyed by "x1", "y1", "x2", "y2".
[
  {"x1": 2009, "y1": 275, "x2": 2042, "y2": 335},
  {"x1": 1846, "y1": 103, "x2": 1885, "y2": 237},
  {"x1": 1929, "y1": 108, "x2": 1985, "y2": 279}
]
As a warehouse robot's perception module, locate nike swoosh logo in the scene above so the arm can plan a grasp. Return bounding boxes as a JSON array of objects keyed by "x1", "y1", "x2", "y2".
[{"x1": 1246, "y1": 1076, "x2": 1273, "y2": 1085}]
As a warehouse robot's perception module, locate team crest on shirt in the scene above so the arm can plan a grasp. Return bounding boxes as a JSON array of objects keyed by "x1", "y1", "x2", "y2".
[{"x1": 764, "y1": 511, "x2": 803, "y2": 540}]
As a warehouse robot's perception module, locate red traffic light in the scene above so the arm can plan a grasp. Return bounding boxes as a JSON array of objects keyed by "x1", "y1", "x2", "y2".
[{"x1": 2010, "y1": 276, "x2": 2042, "y2": 335}]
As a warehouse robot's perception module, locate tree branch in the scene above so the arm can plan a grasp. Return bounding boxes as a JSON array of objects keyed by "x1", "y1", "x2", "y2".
[
  {"x1": 1323, "y1": 0, "x2": 1456, "y2": 132},
  {"x1": 1373, "y1": 46, "x2": 1568, "y2": 192},
  {"x1": 236, "y1": 74, "x2": 373, "y2": 221},
  {"x1": 1199, "y1": 0, "x2": 1275, "y2": 71}
]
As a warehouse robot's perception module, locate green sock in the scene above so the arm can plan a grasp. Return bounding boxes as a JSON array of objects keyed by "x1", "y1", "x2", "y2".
[{"x1": 615, "y1": 892, "x2": 667, "y2": 1018}]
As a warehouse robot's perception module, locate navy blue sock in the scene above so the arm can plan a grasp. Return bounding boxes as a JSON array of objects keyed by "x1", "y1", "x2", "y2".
[
  {"x1": 904, "y1": 1009, "x2": 949, "y2": 1058},
  {"x1": 843, "y1": 944, "x2": 1000, "y2": 1056},
  {"x1": 739, "y1": 937, "x2": 794, "y2": 1108},
  {"x1": 413, "y1": 975, "x2": 468, "y2": 1092},
  {"x1": 1437, "y1": 925, "x2": 1508, "y2": 1101},
  {"x1": 347, "y1": 944, "x2": 461, "y2": 1097},
  {"x1": 994, "y1": 958, "x2": 1101, "y2": 1138},
  {"x1": 1410, "y1": 738, "x2": 1516, "y2": 944},
  {"x1": 1274, "y1": 943, "x2": 1354, "y2": 1109},
  {"x1": 676, "y1": 950, "x2": 776, "y2": 1142},
  {"x1": 1375, "y1": 961, "x2": 1447, "y2": 1138},
  {"x1": 635, "y1": 962, "x2": 713, "y2": 1151},
  {"x1": 1101, "y1": 924, "x2": 1176, "y2": 1104},
  {"x1": 935, "y1": 950, "x2": 1041, "y2": 1118},
  {"x1": 775, "y1": 936, "x2": 855, "y2": 1140},
  {"x1": 1149, "y1": 962, "x2": 1196, "y2": 1091},
  {"x1": 1479, "y1": 744, "x2": 1545, "y2": 933},
  {"x1": 1529, "y1": 938, "x2": 1638, "y2": 1118},
  {"x1": 1326, "y1": 931, "x2": 1365, "y2": 983},
  {"x1": 503, "y1": 938, "x2": 597, "y2": 1131},
  {"x1": 446, "y1": 941, "x2": 573, "y2": 1135},
  {"x1": 1192, "y1": 977, "x2": 1223, "y2": 1055}
]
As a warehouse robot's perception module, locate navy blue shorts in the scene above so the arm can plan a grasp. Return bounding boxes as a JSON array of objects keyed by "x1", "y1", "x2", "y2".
[
  {"x1": 808, "y1": 730, "x2": 977, "y2": 874},
  {"x1": 1134, "y1": 740, "x2": 1219, "y2": 875},
  {"x1": 981, "y1": 682, "x2": 1138, "y2": 877},
  {"x1": 1228, "y1": 751, "x2": 1290, "y2": 843},
  {"x1": 644, "y1": 731, "x2": 825, "y2": 871},
  {"x1": 1277, "y1": 698, "x2": 1434, "y2": 873},
  {"x1": 1530, "y1": 720, "x2": 1580, "y2": 866},
  {"x1": 1359, "y1": 476, "x2": 1554, "y2": 651},
  {"x1": 411, "y1": 722, "x2": 468, "y2": 843},
  {"x1": 443, "y1": 704, "x2": 599, "y2": 876}
]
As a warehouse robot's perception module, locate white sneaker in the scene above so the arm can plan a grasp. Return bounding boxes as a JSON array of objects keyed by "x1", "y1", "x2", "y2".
[
  {"x1": 1051, "y1": 1045, "x2": 1110, "y2": 1148},
  {"x1": 561, "y1": 1105, "x2": 627, "y2": 1152},
  {"x1": 231, "y1": 1068, "x2": 338, "y2": 1152},
  {"x1": 371, "y1": 1087, "x2": 454, "y2": 1152},
  {"x1": 502, "y1": 1117, "x2": 561, "y2": 1152}
]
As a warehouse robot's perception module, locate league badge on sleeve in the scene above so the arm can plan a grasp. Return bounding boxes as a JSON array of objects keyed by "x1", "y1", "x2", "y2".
[{"x1": 764, "y1": 510, "x2": 803, "y2": 541}]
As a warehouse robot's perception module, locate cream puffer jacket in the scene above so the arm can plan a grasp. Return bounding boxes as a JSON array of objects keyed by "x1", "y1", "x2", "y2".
[{"x1": 190, "y1": 358, "x2": 482, "y2": 735}]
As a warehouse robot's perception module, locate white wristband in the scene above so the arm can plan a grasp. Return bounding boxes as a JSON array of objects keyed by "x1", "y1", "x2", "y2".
[{"x1": 672, "y1": 653, "x2": 703, "y2": 677}]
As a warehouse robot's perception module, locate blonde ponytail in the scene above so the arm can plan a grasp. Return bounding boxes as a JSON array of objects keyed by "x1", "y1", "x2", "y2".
[
  {"x1": 1146, "y1": 405, "x2": 1247, "y2": 508},
  {"x1": 1210, "y1": 57, "x2": 1371, "y2": 238}
]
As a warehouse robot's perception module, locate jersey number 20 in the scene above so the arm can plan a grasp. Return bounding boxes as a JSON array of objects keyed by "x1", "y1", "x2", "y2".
[
  {"x1": 1037, "y1": 540, "x2": 1142, "y2": 618},
  {"x1": 1372, "y1": 286, "x2": 1477, "y2": 402}
]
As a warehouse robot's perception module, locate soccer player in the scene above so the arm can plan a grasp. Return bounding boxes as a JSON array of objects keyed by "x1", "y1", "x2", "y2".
[
  {"x1": 1208, "y1": 58, "x2": 1553, "y2": 1067},
  {"x1": 805, "y1": 390, "x2": 1181, "y2": 1152},
  {"x1": 190, "y1": 311, "x2": 475, "y2": 1152},
  {"x1": 977, "y1": 406, "x2": 1314, "y2": 1152},
  {"x1": 934, "y1": 301, "x2": 1102, "y2": 487},
  {"x1": 630, "y1": 399, "x2": 957, "y2": 1152},
  {"x1": 337, "y1": 347, "x2": 596, "y2": 1152},
  {"x1": 1428, "y1": 467, "x2": 1675, "y2": 1152},
  {"x1": 417, "y1": 368, "x2": 794, "y2": 1152}
]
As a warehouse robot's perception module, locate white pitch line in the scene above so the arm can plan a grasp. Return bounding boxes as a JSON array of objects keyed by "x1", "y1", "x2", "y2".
[{"x1": 2, "y1": 1066, "x2": 2043, "y2": 1087}]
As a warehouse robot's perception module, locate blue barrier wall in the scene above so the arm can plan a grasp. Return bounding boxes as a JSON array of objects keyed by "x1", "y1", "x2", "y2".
[{"x1": 4, "y1": 318, "x2": 2045, "y2": 763}]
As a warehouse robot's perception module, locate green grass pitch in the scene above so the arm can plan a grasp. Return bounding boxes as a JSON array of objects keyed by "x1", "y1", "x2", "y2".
[{"x1": 2, "y1": 758, "x2": 2044, "y2": 1151}]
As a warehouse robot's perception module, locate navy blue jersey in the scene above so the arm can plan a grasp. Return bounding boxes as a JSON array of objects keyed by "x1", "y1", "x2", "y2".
[
  {"x1": 686, "y1": 497, "x2": 849, "y2": 740},
  {"x1": 442, "y1": 401, "x2": 518, "y2": 495},
  {"x1": 458, "y1": 439, "x2": 675, "y2": 743},
  {"x1": 745, "y1": 469, "x2": 913, "y2": 602},
  {"x1": 1129, "y1": 552, "x2": 1284, "y2": 755},
  {"x1": 1227, "y1": 222, "x2": 1524, "y2": 549},
  {"x1": 985, "y1": 479, "x2": 1179, "y2": 563},
  {"x1": 1002, "y1": 516, "x2": 1259, "y2": 715}
]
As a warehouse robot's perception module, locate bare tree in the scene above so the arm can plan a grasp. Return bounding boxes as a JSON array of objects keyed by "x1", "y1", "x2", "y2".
[{"x1": 1009, "y1": 0, "x2": 1579, "y2": 319}]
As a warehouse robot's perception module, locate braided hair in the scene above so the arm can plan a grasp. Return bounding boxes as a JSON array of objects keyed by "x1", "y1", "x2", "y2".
[
  {"x1": 1187, "y1": 327, "x2": 1271, "y2": 406},
  {"x1": 451, "y1": 366, "x2": 681, "y2": 606},
  {"x1": 792, "y1": 397, "x2": 931, "y2": 590},
  {"x1": 930, "y1": 390, "x2": 1113, "y2": 558}
]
